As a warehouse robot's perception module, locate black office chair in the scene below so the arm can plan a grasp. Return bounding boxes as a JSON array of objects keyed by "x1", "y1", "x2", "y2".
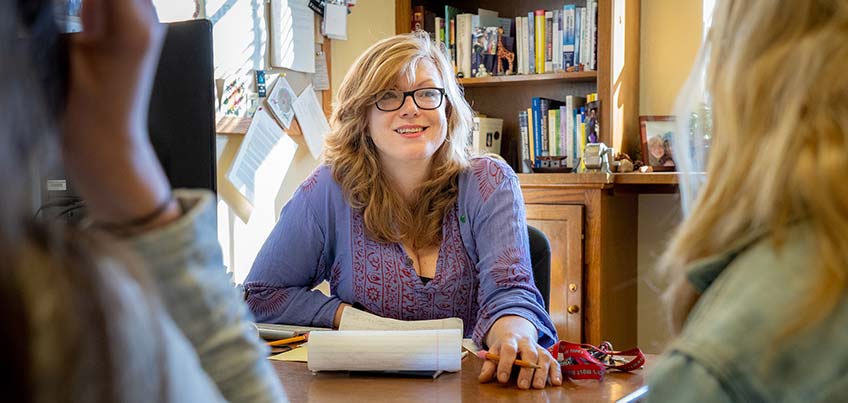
[{"x1": 527, "y1": 225, "x2": 551, "y2": 311}]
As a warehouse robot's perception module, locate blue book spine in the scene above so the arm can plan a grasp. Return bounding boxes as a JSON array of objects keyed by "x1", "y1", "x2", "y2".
[{"x1": 531, "y1": 97, "x2": 542, "y2": 167}]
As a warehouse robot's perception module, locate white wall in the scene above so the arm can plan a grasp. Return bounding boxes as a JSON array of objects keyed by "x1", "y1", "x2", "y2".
[{"x1": 637, "y1": 0, "x2": 703, "y2": 353}]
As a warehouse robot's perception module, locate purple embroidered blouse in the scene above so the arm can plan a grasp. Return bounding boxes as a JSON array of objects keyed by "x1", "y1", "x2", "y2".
[{"x1": 244, "y1": 157, "x2": 557, "y2": 347}]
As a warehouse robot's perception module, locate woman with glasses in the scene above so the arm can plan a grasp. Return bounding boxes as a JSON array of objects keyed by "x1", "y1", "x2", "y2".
[{"x1": 245, "y1": 32, "x2": 562, "y2": 390}]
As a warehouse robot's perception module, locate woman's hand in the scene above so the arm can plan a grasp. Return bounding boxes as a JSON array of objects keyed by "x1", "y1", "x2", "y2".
[
  {"x1": 478, "y1": 315, "x2": 562, "y2": 389},
  {"x1": 61, "y1": 0, "x2": 179, "y2": 228}
]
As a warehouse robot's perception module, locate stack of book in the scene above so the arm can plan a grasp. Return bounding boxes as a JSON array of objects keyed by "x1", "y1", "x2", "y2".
[
  {"x1": 518, "y1": 93, "x2": 601, "y2": 170},
  {"x1": 411, "y1": 2, "x2": 599, "y2": 77}
]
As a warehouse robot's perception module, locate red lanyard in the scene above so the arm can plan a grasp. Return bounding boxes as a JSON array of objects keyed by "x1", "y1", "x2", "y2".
[{"x1": 548, "y1": 341, "x2": 646, "y2": 381}]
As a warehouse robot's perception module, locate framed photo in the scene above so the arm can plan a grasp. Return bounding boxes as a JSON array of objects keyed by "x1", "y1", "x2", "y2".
[{"x1": 640, "y1": 115, "x2": 676, "y2": 171}]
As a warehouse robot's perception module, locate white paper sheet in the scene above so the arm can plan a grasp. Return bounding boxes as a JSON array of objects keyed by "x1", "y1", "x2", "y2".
[
  {"x1": 266, "y1": 77, "x2": 297, "y2": 128},
  {"x1": 226, "y1": 108, "x2": 298, "y2": 204},
  {"x1": 270, "y1": 0, "x2": 316, "y2": 73},
  {"x1": 323, "y1": 2, "x2": 348, "y2": 40},
  {"x1": 307, "y1": 329, "x2": 462, "y2": 372},
  {"x1": 339, "y1": 307, "x2": 464, "y2": 332},
  {"x1": 292, "y1": 84, "x2": 330, "y2": 159},
  {"x1": 312, "y1": 51, "x2": 331, "y2": 90},
  {"x1": 216, "y1": 134, "x2": 229, "y2": 161}
]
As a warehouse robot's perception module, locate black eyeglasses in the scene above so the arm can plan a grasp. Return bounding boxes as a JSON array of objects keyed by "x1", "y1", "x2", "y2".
[{"x1": 374, "y1": 87, "x2": 446, "y2": 112}]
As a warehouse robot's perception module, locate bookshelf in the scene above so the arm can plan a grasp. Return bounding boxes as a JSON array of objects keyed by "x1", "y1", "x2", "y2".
[
  {"x1": 398, "y1": 0, "x2": 643, "y2": 347},
  {"x1": 397, "y1": 0, "x2": 641, "y2": 170},
  {"x1": 459, "y1": 70, "x2": 597, "y2": 87}
]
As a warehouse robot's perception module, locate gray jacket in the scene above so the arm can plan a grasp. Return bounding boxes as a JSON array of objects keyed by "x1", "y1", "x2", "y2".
[
  {"x1": 127, "y1": 190, "x2": 286, "y2": 402},
  {"x1": 646, "y1": 222, "x2": 848, "y2": 402}
]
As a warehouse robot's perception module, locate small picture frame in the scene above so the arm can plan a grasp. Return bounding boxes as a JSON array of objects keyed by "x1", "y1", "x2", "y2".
[{"x1": 640, "y1": 115, "x2": 676, "y2": 171}]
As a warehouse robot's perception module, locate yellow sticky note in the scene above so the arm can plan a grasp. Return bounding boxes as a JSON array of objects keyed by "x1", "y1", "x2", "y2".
[{"x1": 269, "y1": 345, "x2": 308, "y2": 362}]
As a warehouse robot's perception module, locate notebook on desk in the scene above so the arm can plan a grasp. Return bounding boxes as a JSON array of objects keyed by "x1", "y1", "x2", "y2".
[{"x1": 266, "y1": 308, "x2": 465, "y2": 375}]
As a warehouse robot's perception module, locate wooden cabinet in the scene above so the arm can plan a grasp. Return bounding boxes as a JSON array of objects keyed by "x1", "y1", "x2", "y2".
[
  {"x1": 525, "y1": 204, "x2": 584, "y2": 342},
  {"x1": 521, "y1": 174, "x2": 639, "y2": 348}
]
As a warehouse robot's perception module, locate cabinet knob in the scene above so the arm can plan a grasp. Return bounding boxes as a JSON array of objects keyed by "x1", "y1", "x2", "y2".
[
  {"x1": 569, "y1": 283, "x2": 578, "y2": 292},
  {"x1": 567, "y1": 305, "x2": 580, "y2": 314}
]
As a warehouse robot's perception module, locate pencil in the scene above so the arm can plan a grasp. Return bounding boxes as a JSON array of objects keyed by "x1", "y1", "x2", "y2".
[
  {"x1": 476, "y1": 350, "x2": 541, "y2": 369},
  {"x1": 266, "y1": 333, "x2": 308, "y2": 347}
]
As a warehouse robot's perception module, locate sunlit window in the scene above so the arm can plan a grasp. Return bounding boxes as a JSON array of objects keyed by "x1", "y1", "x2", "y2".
[
  {"x1": 153, "y1": 0, "x2": 200, "y2": 22},
  {"x1": 703, "y1": 0, "x2": 716, "y2": 34}
]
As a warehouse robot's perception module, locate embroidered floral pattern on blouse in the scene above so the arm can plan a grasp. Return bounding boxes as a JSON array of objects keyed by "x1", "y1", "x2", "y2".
[
  {"x1": 300, "y1": 167, "x2": 322, "y2": 193},
  {"x1": 244, "y1": 282, "x2": 291, "y2": 318},
  {"x1": 472, "y1": 158, "x2": 507, "y2": 203},
  {"x1": 490, "y1": 247, "x2": 537, "y2": 294},
  {"x1": 351, "y1": 206, "x2": 479, "y2": 336}
]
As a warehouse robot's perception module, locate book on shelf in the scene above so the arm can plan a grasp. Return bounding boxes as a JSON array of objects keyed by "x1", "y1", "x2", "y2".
[
  {"x1": 544, "y1": 10, "x2": 553, "y2": 73},
  {"x1": 444, "y1": 5, "x2": 460, "y2": 71},
  {"x1": 518, "y1": 110, "x2": 532, "y2": 173},
  {"x1": 407, "y1": 3, "x2": 598, "y2": 76},
  {"x1": 527, "y1": 107, "x2": 535, "y2": 168},
  {"x1": 517, "y1": 93, "x2": 597, "y2": 170},
  {"x1": 456, "y1": 13, "x2": 474, "y2": 78},
  {"x1": 533, "y1": 9, "x2": 545, "y2": 74},
  {"x1": 471, "y1": 116, "x2": 503, "y2": 156},
  {"x1": 528, "y1": 12, "x2": 535, "y2": 74},
  {"x1": 565, "y1": 95, "x2": 587, "y2": 168},
  {"x1": 470, "y1": 26, "x2": 499, "y2": 77},
  {"x1": 562, "y1": 5, "x2": 576, "y2": 70}
]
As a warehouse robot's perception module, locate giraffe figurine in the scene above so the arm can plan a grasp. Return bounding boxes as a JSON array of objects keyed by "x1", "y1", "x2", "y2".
[{"x1": 496, "y1": 27, "x2": 515, "y2": 76}]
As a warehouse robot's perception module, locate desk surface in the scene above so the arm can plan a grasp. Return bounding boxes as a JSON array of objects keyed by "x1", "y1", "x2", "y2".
[{"x1": 271, "y1": 355, "x2": 654, "y2": 402}]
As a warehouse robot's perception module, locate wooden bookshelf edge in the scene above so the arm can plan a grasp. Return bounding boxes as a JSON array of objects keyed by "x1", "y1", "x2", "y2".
[
  {"x1": 215, "y1": 116, "x2": 304, "y2": 137},
  {"x1": 518, "y1": 172, "x2": 692, "y2": 186},
  {"x1": 459, "y1": 71, "x2": 598, "y2": 87}
]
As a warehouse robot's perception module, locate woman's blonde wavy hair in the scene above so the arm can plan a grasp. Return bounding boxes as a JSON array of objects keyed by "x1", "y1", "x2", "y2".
[
  {"x1": 323, "y1": 32, "x2": 473, "y2": 248},
  {"x1": 662, "y1": 0, "x2": 848, "y2": 334}
]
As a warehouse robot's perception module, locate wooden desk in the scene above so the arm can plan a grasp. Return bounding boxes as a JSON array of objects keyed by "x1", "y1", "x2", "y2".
[{"x1": 271, "y1": 354, "x2": 653, "y2": 402}]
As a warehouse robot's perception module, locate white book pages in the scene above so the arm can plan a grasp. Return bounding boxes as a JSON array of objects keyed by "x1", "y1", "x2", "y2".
[
  {"x1": 339, "y1": 307, "x2": 463, "y2": 331},
  {"x1": 307, "y1": 329, "x2": 462, "y2": 372}
]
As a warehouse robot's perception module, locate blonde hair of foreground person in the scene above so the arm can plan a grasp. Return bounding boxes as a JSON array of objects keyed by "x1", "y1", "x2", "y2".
[
  {"x1": 323, "y1": 31, "x2": 474, "y2": 249},
  {"x1": 662, "y1": 0, "x2": 848, "y2": 334}
]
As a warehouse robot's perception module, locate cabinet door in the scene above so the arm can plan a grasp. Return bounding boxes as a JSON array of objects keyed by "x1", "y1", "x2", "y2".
[{"x1": 525, "y1": 204, "x2": 584, "y2": 342}]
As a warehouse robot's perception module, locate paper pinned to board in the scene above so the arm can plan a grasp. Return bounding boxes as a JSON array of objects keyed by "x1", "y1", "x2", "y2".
[
  {"x1": 307, "y1": 329, "x2": 462, "y2": 372},
  {"x1": 266, "y1": 77, "x2": 297, "y2": 128},
  {"x1": 292, "y1": 84, "x2": 330, "y2": 159},
  {"x1": 226, "y1": 108, "x2": 298, "y2": 205},
  {"x1": 322, "y1": 2, "x2": 348, "y2": 40},
  {"x1": 270, "y1": 0, "x2": 315, "y2": 73},
  {"x1": 339, "y1": 307, "x2": 464, "y2": 332},
  {"x1": 312, "y1": 51, "x2": 331, "y2": 91}
]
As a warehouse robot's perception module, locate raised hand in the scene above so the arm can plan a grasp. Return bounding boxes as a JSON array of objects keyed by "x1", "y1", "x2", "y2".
[{"x1": 61, "y1": 0, "x2": 179, "y2": 230}]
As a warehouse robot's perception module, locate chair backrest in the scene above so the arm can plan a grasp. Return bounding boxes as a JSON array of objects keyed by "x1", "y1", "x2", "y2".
[{"x1": 527, "y1": 225, "x2": 551, "y2": 311}]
